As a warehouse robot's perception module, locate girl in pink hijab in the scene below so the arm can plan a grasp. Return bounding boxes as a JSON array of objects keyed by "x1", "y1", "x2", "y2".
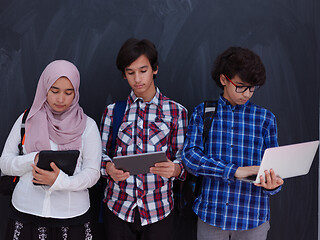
[{"x1": 0, "y1": 60, "x2": 101, "y2": 239}]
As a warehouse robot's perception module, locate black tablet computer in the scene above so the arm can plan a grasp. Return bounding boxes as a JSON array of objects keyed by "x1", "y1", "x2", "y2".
[
  {"x1": 37, "y1": 150, "x2": 80, "y2": 176},
  {"x1": 113, "y1": 151, "x2": 167, "y2": 175}
]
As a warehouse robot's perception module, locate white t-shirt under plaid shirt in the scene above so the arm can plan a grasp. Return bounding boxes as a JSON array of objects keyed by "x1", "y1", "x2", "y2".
[{"x1": 100, "y1": 88, "x2": 188, "y2": 226}]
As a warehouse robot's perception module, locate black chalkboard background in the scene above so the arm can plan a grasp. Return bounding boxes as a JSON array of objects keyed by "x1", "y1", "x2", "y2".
[{"x1": 0, "y1": 0, "x2": 319, "y2": 239}]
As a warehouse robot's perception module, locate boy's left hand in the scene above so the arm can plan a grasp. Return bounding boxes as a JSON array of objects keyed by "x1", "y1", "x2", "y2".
[
  {"x1": 150, "y1": 159, "x2": 181, "y2": 178},
  {"x1": 254, "y1": 169, "x2": 284, "y2": 190}
]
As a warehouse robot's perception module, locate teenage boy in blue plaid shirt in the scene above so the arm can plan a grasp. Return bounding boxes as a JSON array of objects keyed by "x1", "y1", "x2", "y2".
[
  {"x1": 182, "y1": 47, "x2": 284, "y2": 240},
  {"x1": 100, "y1": 38, "x2": 188, "y2": 240}
]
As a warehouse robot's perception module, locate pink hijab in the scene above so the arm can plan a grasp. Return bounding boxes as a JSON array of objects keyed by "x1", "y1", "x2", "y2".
[{"x1": 24, "y1": 60, "x2": 87, "y2": 153}]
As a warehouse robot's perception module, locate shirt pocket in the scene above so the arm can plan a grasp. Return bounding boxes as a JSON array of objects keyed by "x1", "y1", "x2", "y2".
[
  {"x1": 148, "y1": 118, "x2": 171, "y2": 150},
  {"x1": 117, "y1": 121, "x2": 134, "y2": 146}
]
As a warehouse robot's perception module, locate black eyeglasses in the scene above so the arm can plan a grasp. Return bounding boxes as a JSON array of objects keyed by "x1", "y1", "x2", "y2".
[{"x1": 223, "y1": 74, "x2": 260, "y2": 93}]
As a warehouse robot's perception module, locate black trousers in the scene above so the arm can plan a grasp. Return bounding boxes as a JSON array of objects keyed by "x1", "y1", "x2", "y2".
[
  {"x1": 5, "y1": 206, "x2": 93, "y2": 240},
  {"x1": 103, "y1": 206, "x2": 175, "y2": 240}
]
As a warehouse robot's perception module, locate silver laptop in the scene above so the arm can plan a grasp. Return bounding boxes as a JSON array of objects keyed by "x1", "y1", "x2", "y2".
[{"x1": 237, "y1": 140, "x2": 319, "y2": 184}]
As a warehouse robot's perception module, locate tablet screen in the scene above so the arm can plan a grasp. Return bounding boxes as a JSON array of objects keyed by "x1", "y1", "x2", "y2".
[{"x1": 113, "y1": 151, "x2": 167, "y2": 175}]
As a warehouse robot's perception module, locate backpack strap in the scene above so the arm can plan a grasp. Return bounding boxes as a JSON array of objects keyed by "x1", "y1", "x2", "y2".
[
  {"x1": 99, "y1": 100, "x2": 127, "y2": 158},
  {"x1": 18, "y1": 108, "x2": 30, "y2": 156},
  {"x1": 110, "y1": 100, "x2": 127, "y2": 158},
  {"x1": 98, "y1": 100, "x2": 126, "y2": 224},
  {"x1": 99, "y1": 106, "x2": 108, "y2": 136},
  {"x1": 202, "y1": 100, "x2": 218, "y2": 149},
  {"x1": 193, "y1": 100, "x2": 218, "y2": 197}
]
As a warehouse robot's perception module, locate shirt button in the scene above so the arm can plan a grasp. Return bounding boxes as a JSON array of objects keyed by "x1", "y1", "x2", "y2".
[
  {"x1": 226, "y1": 203, "x2": 229, "y2": 206},
  {"x1": 138, "y1": 142, "x2": 142, "y2": 146}
]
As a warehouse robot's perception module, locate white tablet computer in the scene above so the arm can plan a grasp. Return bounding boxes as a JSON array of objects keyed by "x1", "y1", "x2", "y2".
[{"x1": 113, "y1": 151, "x2": 167, "y2": 175}]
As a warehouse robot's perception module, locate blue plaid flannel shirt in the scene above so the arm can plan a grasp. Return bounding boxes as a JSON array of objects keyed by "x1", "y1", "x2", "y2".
[{"x1": 182, "y1": 95, "x2": 281, "y2": 231}]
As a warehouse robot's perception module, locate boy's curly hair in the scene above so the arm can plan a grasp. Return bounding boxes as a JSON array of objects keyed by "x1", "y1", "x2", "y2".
[{"x1": 211, "y1": 47, "x2": 266, "y2": 89}]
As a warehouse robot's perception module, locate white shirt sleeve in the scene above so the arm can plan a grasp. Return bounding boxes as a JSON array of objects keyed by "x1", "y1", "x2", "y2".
[{"x1": 0, "y1": 114, "x2": 38, "y2": 176}]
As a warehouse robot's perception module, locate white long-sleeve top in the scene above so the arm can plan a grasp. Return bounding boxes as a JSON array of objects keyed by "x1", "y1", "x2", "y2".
[{"x1": 0, "y1": 113, "x2": 101, "y2": 219}]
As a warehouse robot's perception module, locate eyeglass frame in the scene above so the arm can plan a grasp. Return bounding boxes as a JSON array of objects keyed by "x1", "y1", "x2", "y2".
[{"x1": 223, "y1": 74, "x2": 260, "y2": 93}]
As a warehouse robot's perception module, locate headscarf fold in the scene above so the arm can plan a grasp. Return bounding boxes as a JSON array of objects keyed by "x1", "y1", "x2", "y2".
[{"x1": 24, "y1": 60, "x2": 87, "y2": 152}]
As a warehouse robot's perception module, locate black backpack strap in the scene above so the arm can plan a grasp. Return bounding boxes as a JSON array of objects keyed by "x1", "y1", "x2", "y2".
[
  {"x1": 202, "y1": 100, "x2": 218, "y2": 150},
  {"x1": 18, "y1": 108, "x2": 30, "y2": 156},
  {"x1": 193, "y1": 101, "x2": 218, "y2": 198},
  {"x1": 99, "y1": 106, "x2": 109, "y2": 136}
]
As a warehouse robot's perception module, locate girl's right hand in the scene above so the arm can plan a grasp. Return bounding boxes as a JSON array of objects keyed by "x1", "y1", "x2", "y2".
[{"x1": 32, "y1": 162, "x2": 60, "y2": 186}]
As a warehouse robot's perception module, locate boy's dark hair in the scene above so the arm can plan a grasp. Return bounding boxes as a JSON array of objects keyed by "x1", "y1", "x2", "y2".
[
  {"x1": 211, "y1": 47, "x2": 266, "y2": 89},
  {"x1": 116, "y1": 38, "x2": 158, "y2": 78}
]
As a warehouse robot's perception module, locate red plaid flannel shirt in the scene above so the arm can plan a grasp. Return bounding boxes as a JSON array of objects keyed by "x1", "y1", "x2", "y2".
[{"x1": 100, "y1": 88, "x2": 188, "y2": 226}]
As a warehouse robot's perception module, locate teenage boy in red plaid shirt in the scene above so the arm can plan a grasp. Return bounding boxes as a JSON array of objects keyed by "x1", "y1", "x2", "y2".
[{"x1": 100, "y1": 38, "x2": 188, "y2": 240}]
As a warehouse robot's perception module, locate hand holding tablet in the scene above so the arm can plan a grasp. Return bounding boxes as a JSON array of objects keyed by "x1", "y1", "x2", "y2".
[
  {"x1": 113, "y1": 151, "x2": 167, "y2": 175},
  {"x1": 33, "y1": 150, "x2": 80, "y2": 185}
]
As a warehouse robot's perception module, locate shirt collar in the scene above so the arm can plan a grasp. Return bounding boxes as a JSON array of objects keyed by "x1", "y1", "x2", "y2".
[
  {"x1": 219, "y1": 94, "x2": 250, "y2": 110},
  {"x1": 127, "y1": 87, "x2": 163, "y2": 108}
]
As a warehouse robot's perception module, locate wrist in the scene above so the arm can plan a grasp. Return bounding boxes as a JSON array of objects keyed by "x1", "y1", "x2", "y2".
[
  {"x1": 173, "y1": 163, "x2": 181, "y2": 177},
  {"x1": 234, "y1": 167, "x2": 242, "y2": 178},
  {"x1": 105, "y1": 161, "x2": 112, "y2": 175}
]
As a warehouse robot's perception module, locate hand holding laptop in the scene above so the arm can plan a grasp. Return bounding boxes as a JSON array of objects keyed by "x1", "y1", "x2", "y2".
[
  {"x1": 234, "y1": 165, "x2": 260, "y2": 178},
  {"x1": 254, "y1": 169, "x2": 284, "y2": 189},
  {"x1": 235, "y1": 166, "x2": 284, "y2": 190},
  {"x1": 235, "y1": 140, "x2": 319, "y2": 188}
]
